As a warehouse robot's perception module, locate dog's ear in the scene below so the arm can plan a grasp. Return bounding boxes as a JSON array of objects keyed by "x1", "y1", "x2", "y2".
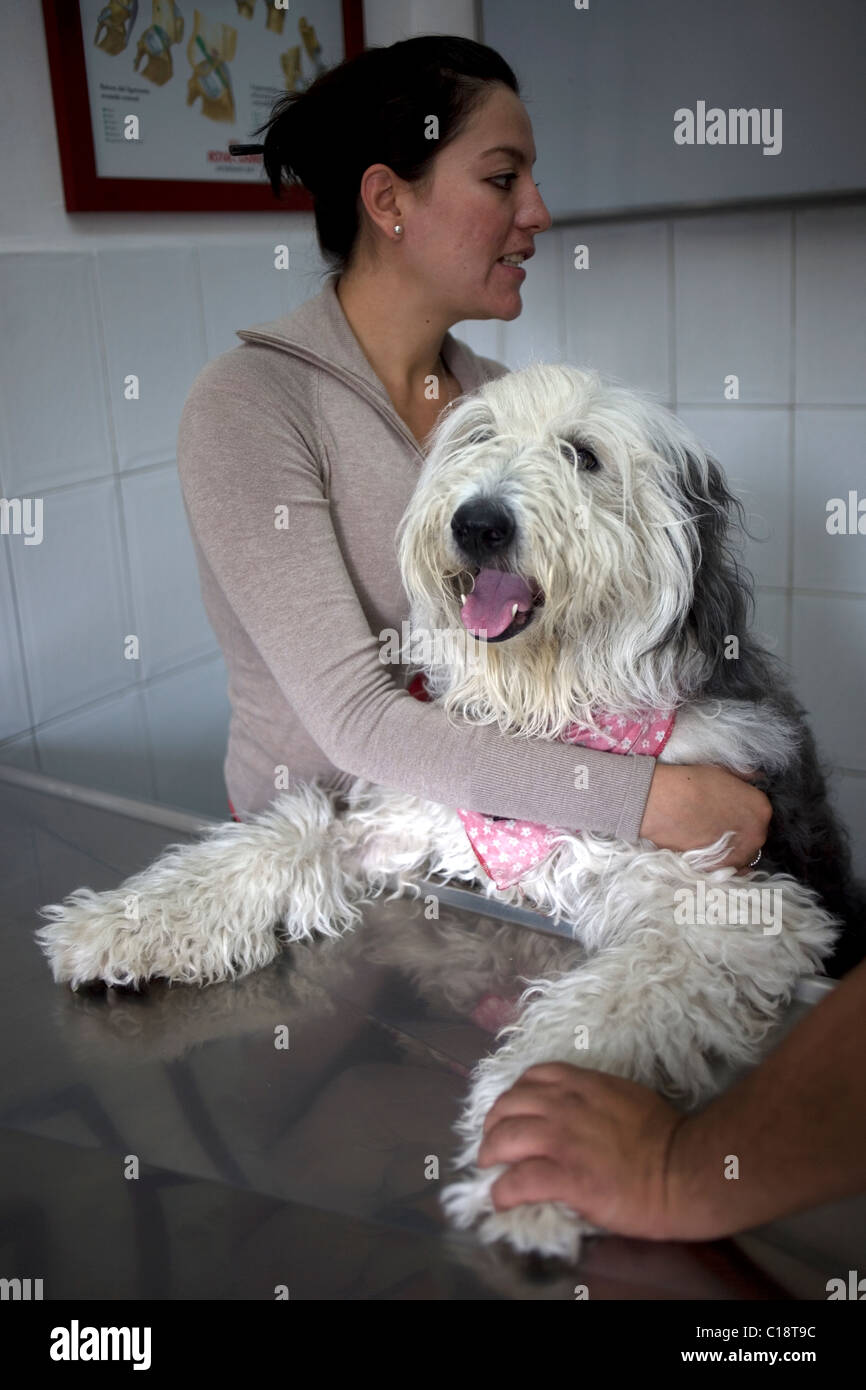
[{"x1": 678, "y1": 450, "x2": 754, "y2": 687}]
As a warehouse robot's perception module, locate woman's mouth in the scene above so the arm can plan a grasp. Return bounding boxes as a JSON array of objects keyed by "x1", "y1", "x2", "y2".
[
  {"x1": 457, "y1": 567, "x2": 544, "y2": 642},
  {"x1": 496, "y1": 253, "x2": 526, "y2": 281}
]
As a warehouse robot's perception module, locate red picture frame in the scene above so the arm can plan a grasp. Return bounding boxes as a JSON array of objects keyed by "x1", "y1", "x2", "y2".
[{"x1": 41, "y1": 0, "x2": 365, "y2": 212}]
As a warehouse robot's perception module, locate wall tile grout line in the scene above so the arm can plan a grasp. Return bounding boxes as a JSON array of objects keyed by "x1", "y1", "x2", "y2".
[
  {"x1": 23, "y1": 455, "x2": 187, "y2": 499},
  {"x1": 0, "y1": 649, "x2": 226, "y2": 752}
]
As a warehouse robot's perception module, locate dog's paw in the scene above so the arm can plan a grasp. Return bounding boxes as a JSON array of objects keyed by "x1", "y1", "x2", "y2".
[
  {"x1": 440, "y1": 1165, "x2": 591, "y2": 1263},
  {"x1": 440, "y1": 1164, "x2": 499, "y2": 1230},
  {"x1": 36, "y1": 889, "x2": 154, "y2": 990},
  {"x1": 477, "y1": 1203, "x2": 589, "y2": 1263},
  {"x1": 36, "y1": 886, "x2": 279, "y2": 990}
]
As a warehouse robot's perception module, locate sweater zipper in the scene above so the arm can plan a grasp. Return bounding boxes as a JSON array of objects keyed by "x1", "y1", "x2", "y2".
[{"x1": 235, "y1": 329, "x2": 428, "y2": 464}]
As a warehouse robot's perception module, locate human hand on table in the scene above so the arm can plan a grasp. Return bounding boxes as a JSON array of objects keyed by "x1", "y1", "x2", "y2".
[
  {"x1": 478, "y1": 962, "x2": 866, "y2": 1248},
  {"x1": 476, "y1": 1062, "x2": 689, "y2": 1241}
]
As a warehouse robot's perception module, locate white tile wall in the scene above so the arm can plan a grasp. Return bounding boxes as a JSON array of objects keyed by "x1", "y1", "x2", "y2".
[
  {"x1": 793, "y1": 410, "x2": 866, "y2": 593},
  {"x1": 791, "y1": 594, "x2": 866, "y2": 775},
  {"x1": 0, "y1": 253, "x2": 114, "y2": 493},
  {"x1": 678, "y1": 408, "x2": 791, "y2": 589},
  {"x1": 499, "y1": 228, "x2": 565, "y2": 369},
  {"x1": 752, "y1": 590, "x2": 790, "y2": 664},
  {"x1": 452, "y1": 308, "x2": 502, "y2": 364},
  {"x1": 674, "y1": 211, "x2": 793, "y2": 405},
  {"x1": 143, "y1": 658, "x2": 231, "y2": 816},
  {"x1": 0, "y1": 547, "x2": 31, "y2": 740},
  {"x1": 0, "y1": 732, "x2": 38, "y2": 772},
  {"x1": 831, "y1": 773, "x2": 866, "y2": 880},
  {"x1": 9, "y1": 478, "x2": 136, "y2": 724},
  {"x1": 563, "y1": 219, "x2": 671, "y2": 399},
  {"x1": 36, "y1": 688, "x2": 153, "y2": 802},
  {"x1": 0, "y1": 245, "x2": 284, "y2": 813},
  {"x1": 1, "y1": 208, "x2": 864, "y2": 852},
  {"x1": 96, "y1": 248, "x2": 207, "y2": 472},
  {"x1": 120, "y1": 465, "x2": 219, "y2": 679},
  {"x1": 198, "y1": 239, "x2": 324, "y2": 359},
  {"x1": 198, "y1": 240, "x2": 289, "y2": 362},
  {"x1": 795, "y1": 205, "x2": 866, "y2": 405}
]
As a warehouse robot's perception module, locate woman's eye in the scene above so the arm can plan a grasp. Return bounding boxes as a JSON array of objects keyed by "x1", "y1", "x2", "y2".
[
  {"x1": 489, "y1": 173, "x2": 518, "y2": 190},
  {"x1": 561, "y1": 441, "x2": 600, "y2": 472}
]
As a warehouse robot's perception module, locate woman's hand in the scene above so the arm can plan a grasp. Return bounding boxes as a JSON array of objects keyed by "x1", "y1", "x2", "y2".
[
  {"x1": 639, "y1": 763, "x2": 771, "y2": 870},
  {"x1": 477, "y1": 1062, "x2": 684, "y2": 1240}
]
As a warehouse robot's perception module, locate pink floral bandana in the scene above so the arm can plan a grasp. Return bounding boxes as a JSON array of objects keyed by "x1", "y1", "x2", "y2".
[{"x1": 407, "y1": 672, "x2": 676, "y2": 891}]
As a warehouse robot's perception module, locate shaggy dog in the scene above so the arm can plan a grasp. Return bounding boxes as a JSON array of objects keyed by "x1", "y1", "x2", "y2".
[{"x1": 37, "y1": 364, "x2": 863, "y2": 1261}]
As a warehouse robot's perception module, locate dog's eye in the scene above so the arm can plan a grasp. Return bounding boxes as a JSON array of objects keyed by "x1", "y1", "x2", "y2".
[{"x1": 561, "y1": 440, "x2": 600, "y2": 472}]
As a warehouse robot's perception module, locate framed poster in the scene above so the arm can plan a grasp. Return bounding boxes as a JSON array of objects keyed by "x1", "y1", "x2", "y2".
[{"x1": 42, "y1": 0, "x2": 365, "y2": 211}]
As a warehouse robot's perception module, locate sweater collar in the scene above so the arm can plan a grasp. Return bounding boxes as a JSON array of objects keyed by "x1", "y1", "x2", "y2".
[{"x1": 235, "y1": 273, "x2": 489, "y2": 404}]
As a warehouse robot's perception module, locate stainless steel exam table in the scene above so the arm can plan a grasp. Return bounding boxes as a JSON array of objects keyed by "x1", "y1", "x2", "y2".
[{"x1": 1, "y1": 764, "x2": 863, "y2": 1301}]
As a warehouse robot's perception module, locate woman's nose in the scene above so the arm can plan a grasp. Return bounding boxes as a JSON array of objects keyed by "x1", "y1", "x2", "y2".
[{"x1": 523, "y1": 184, "x2": 552, "y2": 234}]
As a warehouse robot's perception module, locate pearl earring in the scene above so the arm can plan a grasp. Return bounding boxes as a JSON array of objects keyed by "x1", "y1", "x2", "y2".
[{"x1": 393, "y1": 225, "x2": 403, "y2": 235}]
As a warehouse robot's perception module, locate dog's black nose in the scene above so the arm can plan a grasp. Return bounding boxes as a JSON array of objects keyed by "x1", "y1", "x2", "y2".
[{"x1": 450, "y1": 499, "x2": 515, "y2": 563}]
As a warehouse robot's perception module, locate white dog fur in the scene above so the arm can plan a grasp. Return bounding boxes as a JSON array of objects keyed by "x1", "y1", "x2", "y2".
[{"x1": 37, "y1": 364, "x2": 844, "y2": 1262}]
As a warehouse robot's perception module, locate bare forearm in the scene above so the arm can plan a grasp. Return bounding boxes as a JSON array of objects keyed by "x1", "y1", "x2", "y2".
[{"x1": 663, "y1": 957, "x2": 866, "y2": 1240}]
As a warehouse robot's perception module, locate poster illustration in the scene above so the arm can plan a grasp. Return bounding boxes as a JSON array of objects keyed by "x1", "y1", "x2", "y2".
[{"x1": 80, "y1": 0, "x2": 346, "y2": 183}]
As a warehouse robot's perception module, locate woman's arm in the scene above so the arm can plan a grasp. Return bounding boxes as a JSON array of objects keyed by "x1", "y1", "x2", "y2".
[{"x1": 177, "y1": 358, "x2": 767, "y2": 857}]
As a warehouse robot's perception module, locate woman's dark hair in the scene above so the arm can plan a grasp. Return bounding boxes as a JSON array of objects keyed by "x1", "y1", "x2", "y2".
[{"x1": 250, "y1": 36, "x2": 520, "y2": 276}]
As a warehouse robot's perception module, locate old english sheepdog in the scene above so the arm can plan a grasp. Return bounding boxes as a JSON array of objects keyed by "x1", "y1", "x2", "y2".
[{"x1": 37, "y1": 363, "x2": 863, "y2": 1261}]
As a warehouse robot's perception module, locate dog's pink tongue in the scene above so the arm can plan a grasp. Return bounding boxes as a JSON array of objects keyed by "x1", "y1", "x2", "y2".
[{"x1": 460, "y1": 569, "x2": 534, "y2": 637}]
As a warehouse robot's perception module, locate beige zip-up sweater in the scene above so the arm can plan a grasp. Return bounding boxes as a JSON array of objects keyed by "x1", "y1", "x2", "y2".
[{"x1": 177, "y1": 273, "x2": 655, "y2": 833}]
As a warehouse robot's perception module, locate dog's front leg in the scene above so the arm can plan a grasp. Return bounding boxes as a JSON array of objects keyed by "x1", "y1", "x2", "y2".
[
  {"x1": 439, "y1": 955, "x2": 631, "y2": 1265},
  {"x1": 36, "y1": 782, "x2": 373, "y2": 990},
  {"x1": 441, "y1": 858, "x2": 838, "y2": 1262}
]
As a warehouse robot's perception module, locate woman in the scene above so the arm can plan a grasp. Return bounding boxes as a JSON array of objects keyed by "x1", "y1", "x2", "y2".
[{"x1": 177, "y1": 35, "x2": 770, "y2": 868}]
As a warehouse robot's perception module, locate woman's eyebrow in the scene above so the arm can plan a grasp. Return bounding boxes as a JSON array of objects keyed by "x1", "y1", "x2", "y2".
[{"x1": 477, "y1": 144, "x2": 537, "y2": 165}]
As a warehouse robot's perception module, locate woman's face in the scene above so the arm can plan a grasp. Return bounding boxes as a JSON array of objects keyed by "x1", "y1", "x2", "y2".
[{"x1": 401, "y1": 84, "x2": 553, "y2": 322}]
